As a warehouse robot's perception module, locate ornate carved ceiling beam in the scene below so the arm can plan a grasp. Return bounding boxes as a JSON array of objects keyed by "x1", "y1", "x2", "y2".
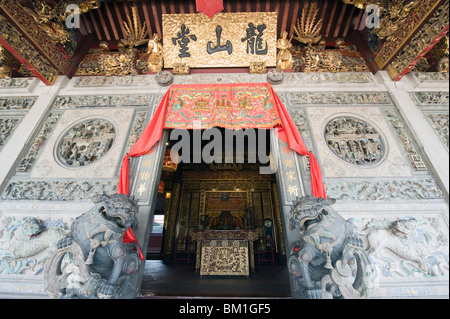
[
  {"x1": 0, "y1": 0, "x2": 81, "y2": 84},
  {"x1": 388, "y1": 23, "x2": 449, "y2": 81},
  {"x1": 0, "y1": 0, "x2": 71, "y2": 75},
  {"x1": 374, "y1": 0, "x2": 448, "y2": 79},
  {"x1": 0, "y1": 15, "x2": 59, "y2": 85}
]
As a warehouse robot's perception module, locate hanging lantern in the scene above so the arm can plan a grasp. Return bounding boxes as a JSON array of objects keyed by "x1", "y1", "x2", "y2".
[
  {"x1": 162, "y1": 149, "x2": 178, "y2": 172},
  {"x1": 158, "y1": 181, "x2": 165, "y2": 194}
]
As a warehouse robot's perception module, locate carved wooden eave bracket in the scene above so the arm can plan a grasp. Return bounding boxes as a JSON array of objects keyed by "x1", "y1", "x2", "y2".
[
  {"x1": 0, "y1": 0, "x2": 74, "y2": 85},
  {"x1": 374, "y1": 0, "x2": 449, "y2": 81}
]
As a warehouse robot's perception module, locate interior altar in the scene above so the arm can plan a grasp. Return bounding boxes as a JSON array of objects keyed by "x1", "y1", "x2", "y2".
[{"x1": 191, "y1": 229, "x2": 259, "y2": 277}]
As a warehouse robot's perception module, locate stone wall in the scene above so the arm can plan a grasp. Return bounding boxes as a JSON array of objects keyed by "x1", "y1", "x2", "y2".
[{"x1": 0, "y1": 71, "x2": 447, "y2": 299}]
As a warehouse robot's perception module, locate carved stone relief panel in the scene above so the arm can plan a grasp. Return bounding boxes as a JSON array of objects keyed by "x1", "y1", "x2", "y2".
[
  {"x1": 16, "y1": 113, "x2": 60, "y2": 173},
  {"x1": 56, "y1": 119, "x2": 115, "y2": 168},
  {"x1": 30, "y1": 108, "x2": 133, "y2": 179},
  {"x1": 340, "y1": 209, "x2": 449, "y2": 298},
  {"x1": 0, "y1": 97, "x2": 37, "y2": 155},
  {"x1": 324, "y1": 117, "x2": 385, "y2": 166},
  {"x1": 412, "y1": 72, "x2": 450, "y2": 83},
  {"x1": 410, "y1": 92, "x2": 449, "y2": 106},
  {"x1": 0, "y1": 78, "x2": 37, "y2": 92},
  {"x1": 0, "y1": 78, "x2": 34, "y2": 89},
  {"x1": 307, "y1": 107, "x2": 411, "y2": 178},
  {"x1": 325, "y1": 179, "x2": 444, "y2": 201},
  {"x1": 410, "y1": 91, "x2": 449, "y2": 153},
  {"x1": 425, "y1": 112, "x2": 449, "y2": 151},
  {"x1": 0, "y1": 212, "x2": 71, "y2": 276},
  {"x1": 0, "y1": 209, "x2": 81, "y2": 297},
  {"x1": 0, "y1": 117, "x2": 21, "y2": 152},
  {"x1": 1, "y1": 179, "x2": 118, "y2": 201},
  {"x1": 0, "y1": 97, "x2": 37, "y2": 111},
  {"x1": 287, "y1": 92, "x2": 393, "y2": 106},
  {"x1": 383, "y1": 108, "x2": 428, "y2": 172},
  {"x1": 290, "y1": 109, "x2": 312, "y2": 171}
]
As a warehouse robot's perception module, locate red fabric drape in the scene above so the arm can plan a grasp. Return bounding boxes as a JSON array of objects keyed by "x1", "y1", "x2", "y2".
[
  {"x1": 268, "y1": 85, "x2": 327, "y2": 199},
  {"x1": 118, "y1": 89, "x2": 171, "y2": 195},
  {"x1": 120, "y1": 83, "x2": 327, "y2": 259}
]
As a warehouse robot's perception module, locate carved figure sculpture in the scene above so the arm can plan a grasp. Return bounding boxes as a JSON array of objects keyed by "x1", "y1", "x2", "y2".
[
  {"x1": 147, "y1": 33, "x2": 164, "y2": 72},
  {"x1": 276, "y1": 31, "x2": 294, "y2": 70},
  {"x1": 44, "y1": 194, "x2": 141, "y2": 299},
  {"x1": 288, "y1": 196, "x2": 374, "y2": 299}
]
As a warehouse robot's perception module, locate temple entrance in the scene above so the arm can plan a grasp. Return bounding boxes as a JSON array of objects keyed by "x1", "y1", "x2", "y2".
[{"x1": 141, "y1": 128, "x2": 291, "y2": 298}]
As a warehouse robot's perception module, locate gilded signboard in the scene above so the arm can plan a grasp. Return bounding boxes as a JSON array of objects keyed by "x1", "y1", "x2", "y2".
[{"x1": 162, "y1": 12, "x2": 277, "y2": 68}]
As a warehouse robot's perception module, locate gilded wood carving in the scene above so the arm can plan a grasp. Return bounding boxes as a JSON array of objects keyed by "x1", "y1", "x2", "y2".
[{"x1": 162, "y1": 12, "x2": 277, "y2": 68}]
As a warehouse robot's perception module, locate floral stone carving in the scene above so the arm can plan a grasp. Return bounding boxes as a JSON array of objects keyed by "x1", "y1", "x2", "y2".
[
  {"x1": 44, "y1": 194, "x2": 141, "y2": 299},
  {"x1": 288, "y1": 196, "x2": 374, "y2": 299}
]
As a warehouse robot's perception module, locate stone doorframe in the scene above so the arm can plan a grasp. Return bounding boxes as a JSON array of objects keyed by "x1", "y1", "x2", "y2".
[{"x1": 128, "y1": 129, "x2": 308, "y2": 298}]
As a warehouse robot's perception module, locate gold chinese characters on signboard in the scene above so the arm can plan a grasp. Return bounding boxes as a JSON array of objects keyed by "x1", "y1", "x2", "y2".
[{"x1": 162, "y1": 12, "x2": 277, "y2": 68}]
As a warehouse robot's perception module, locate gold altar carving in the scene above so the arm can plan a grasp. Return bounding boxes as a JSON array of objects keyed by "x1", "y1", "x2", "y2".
[
  {"x1": 276, "y1": 31, "x2": 294, "y2": 70},
  {"x1": 162, "y1": 12, "x2": 277, "y2": 69},
  {"x1": 249, "y1": 62, "x2": 266, "y2": 74},
  {"x1": 173, "y1": 63, "x2": 190, "y2": 75},
  {"x1": 147, "y1": 34, "x2": 164, "y2": 72},
  {"x1": 98, "y1": 42, "x2": 138, "y2": 77},
  {"x1": 191, "y1": 230, "x2": 259, "y2": 276}
]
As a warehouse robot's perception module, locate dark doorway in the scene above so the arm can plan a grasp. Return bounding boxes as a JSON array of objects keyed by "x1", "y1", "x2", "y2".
[{"x1": 141, "y1": 128, "x2": 291, "y2": 298}]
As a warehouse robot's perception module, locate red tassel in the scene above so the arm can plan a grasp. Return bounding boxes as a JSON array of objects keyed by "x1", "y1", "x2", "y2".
[{"x1": 124, "y1": 228, "x2": 144, "y2": 261}]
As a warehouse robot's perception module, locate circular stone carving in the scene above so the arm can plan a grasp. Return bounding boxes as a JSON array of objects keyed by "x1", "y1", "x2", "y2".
[
  {"x1": 324, "y1": 117, "x2": 384, "y2": 166},
  {"x1": 57, "y1": 119, "x2": 115, "y2": 167}
]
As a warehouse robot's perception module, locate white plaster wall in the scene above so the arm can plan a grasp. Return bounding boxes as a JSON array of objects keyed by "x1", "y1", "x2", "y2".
[{"x1": 0, "y1": 71, "x2": 448, "y2": 299}]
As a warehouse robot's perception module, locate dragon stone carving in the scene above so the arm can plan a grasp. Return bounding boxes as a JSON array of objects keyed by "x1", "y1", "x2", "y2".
[
  {"x1": 44, "y1": 194, "x2": 141, "y2": 299},
  {"x1": 288, "y1": 196, "x2": 374, "y2": 299}
]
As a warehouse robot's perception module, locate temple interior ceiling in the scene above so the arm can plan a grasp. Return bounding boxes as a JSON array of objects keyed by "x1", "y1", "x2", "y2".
[{"x1": 0, "y1": 0, "x2": 447, "y2": 83}]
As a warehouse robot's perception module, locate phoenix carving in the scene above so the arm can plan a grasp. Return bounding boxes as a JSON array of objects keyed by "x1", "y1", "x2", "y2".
[
  {"x1": 293, "y1": 3, "x2": 323, "y2": 46},
  {"x1": 121, "y1": 6, "x2": 149, "y2": 47}
]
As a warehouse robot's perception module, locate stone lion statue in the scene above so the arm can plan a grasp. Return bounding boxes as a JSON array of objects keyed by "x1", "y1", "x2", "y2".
[
  {"x1": 44, "y1": 194, "x2": 141, "y2": 299},
  {"x1": 288, "y1": 196, "x2": 374, "y2": 299}
]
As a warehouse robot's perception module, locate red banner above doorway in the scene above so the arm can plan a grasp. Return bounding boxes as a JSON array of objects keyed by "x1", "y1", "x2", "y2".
[{"x1": 119, "y1": 83, "x2": 327, "y2": 258}]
